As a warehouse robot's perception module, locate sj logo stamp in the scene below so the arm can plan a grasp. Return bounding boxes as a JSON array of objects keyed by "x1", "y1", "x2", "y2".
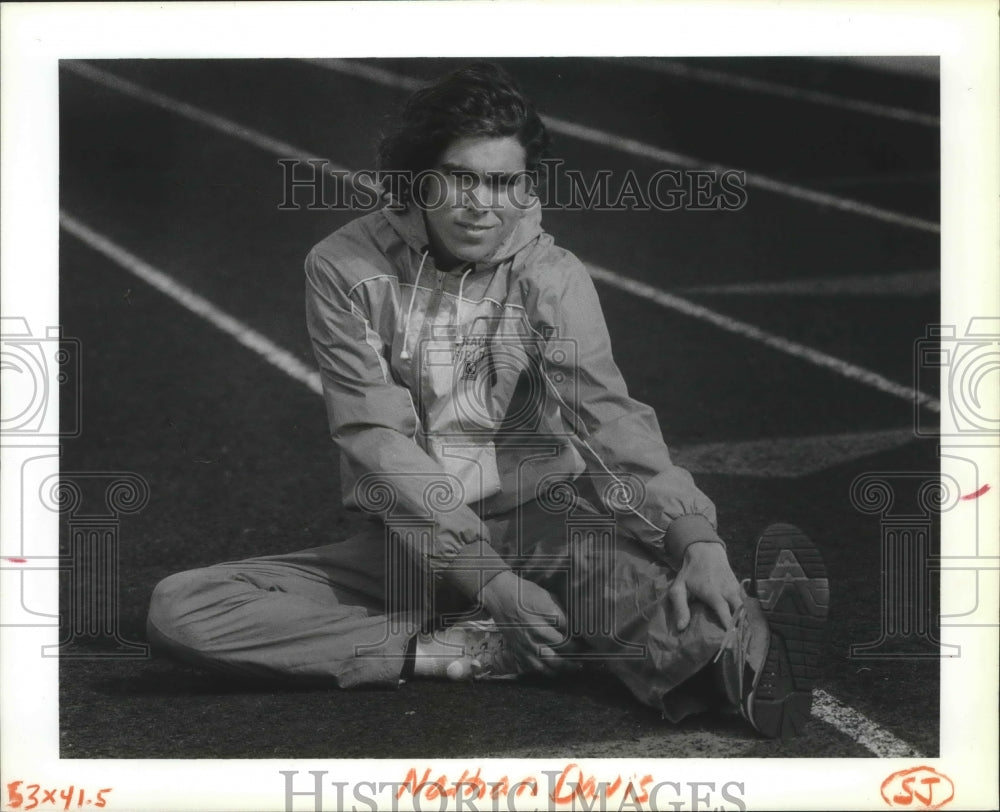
[{"x1": 881, "y1": 766, "x2": 955, "y2": 809}]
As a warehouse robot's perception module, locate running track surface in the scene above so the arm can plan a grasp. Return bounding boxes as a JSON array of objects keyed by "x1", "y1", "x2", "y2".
[{"x1": 53, "y1": 57, "x2": 943, "y2": 759}]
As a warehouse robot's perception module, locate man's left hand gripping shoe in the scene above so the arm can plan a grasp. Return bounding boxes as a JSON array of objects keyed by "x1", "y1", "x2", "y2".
[{"x1": 717, "y1": 523, "x2": 830, "y2": 739}]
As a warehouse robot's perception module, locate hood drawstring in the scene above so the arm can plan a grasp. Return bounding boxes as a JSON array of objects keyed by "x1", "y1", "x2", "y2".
[
  {"x1": 401, "y1": 253, "x2": 477, "y2": 360},
  {"x1": 399, "y1": 248, "x2": 429, "y2": 360},
  {"x1": 454, "y1": 265, "x2": 474, "y2": 347}
]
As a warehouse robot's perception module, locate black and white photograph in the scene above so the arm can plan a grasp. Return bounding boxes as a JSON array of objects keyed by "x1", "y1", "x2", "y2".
[{"x1": 2, "y1": 2, "x2": 997, "y2": 811}]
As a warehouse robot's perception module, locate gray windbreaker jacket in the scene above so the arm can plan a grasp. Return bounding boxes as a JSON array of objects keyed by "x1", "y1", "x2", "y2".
[{"x1": 305, "y1": 202, "x2": 722, "y2": 599}]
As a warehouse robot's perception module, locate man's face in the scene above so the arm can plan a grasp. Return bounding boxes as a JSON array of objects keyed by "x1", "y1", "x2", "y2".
[{"x1": 420, "y1": 135, "x2": 532, "y2": 271}]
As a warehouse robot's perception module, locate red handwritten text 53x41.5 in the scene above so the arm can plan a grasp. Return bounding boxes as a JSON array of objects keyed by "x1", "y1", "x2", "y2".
[{"x1": 5, "y1": 782, "x2": 113, "y2": 811}]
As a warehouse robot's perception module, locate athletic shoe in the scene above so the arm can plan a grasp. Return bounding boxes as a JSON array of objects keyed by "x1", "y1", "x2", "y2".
[
  {"x1": 716, "y1": 523, "x2": 829, "y2": 738},
  {"x1": 415, "y1": 619, "x2": 522, "y2": 681}
]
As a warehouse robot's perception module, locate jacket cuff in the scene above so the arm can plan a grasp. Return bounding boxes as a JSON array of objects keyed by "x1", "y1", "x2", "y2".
[
  {"x1": 444, "y1": 539, "x2": 512, "y2": 600},
  {"x1": 662, "y1": 513, "x2": 725, "y2": 570}
]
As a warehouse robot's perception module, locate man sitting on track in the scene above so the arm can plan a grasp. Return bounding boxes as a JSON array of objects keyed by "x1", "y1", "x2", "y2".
[{"x1": 147, "y1": 62, "x2": 829, "y2": 739}]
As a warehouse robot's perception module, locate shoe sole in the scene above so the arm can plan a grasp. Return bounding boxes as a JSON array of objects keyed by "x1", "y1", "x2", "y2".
[{"x1": 747, "y1": 523, "x2": 829, "y2": 739}]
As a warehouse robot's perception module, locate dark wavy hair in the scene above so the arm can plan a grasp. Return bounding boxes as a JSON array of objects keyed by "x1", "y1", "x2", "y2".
[{"x1": 376, "y1": 62, "x2": 551, "y2": 205}]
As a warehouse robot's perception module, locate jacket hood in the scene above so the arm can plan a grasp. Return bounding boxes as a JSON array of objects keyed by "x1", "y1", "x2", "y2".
[{"x1": 381, "y1": 199, "x2": 545, "y2": 273}]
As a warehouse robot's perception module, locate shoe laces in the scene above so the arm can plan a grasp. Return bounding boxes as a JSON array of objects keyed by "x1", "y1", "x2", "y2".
[
  {"x1": 470, "y1": 632, "x2": 506, "y2": 676},
  {"x1": 712, "y1": 579, "x2": 753, "y2": 664},
  {"x1": 712, "y1": 602, "x2": 748, "y2": 662},
  {"x1": 453, "y1": 620, "x2": 519, "y2": 679},
  {"x1": 712, "y1": 598, "x2": 754, "y2": 704}
]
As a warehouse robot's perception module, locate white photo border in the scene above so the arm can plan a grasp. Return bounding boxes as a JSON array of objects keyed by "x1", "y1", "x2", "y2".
[{"x1": 2, "y1": 1, "x2": 998, "y2": 810}]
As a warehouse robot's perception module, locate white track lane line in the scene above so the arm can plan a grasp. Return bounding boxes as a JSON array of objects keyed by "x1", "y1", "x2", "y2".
[
  {"x1": 60, "y1": 212, "x2": 323, "y2": 397},
  {"x1": 684, "y1": 269, "x2": 939, "y2": 297},
  {"x1": 813, "y1": 689, "x2": 925, "y2": 758},
  {"x1": 64, "y1": 60, "x2": 941, "y2": 414},
  {"x1": 60, "y1": 212, "x2": 926, "y2": 759},
  {"x1": 602, "y1": 57, "x2": 940, "y2": 127},
  {"x1": 586, "y1": 263, "x2": 941, "y2": 413},
  {"x1": 62, "y1": 60, "x2": 355, "y2": 180},
  {"x1": 301, "y1": 58, "x2": 940, "y2": 235}
]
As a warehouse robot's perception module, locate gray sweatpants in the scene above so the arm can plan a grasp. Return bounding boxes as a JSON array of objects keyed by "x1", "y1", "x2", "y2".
[{"x1": 146, "y1": 497, "x2": 727, "y2": 720}]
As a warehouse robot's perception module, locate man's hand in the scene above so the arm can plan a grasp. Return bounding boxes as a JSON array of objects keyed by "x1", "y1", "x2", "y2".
[
  {"x1": 478, "y1": 571, "x2": 577, "y2": 676},
  {"x1": 668, "y1": 541, "x2": 744, "y2": 632}
]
